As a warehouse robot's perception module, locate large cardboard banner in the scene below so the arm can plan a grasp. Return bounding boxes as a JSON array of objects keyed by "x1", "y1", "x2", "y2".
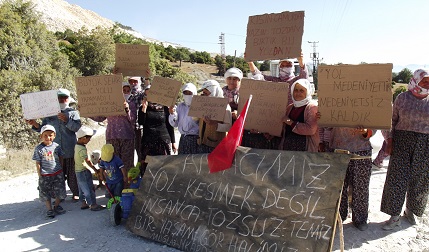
[
  {"x1": 115, "y1": 44, "x2": 150, "y2": 76},
  {"x1": 75, "y1": 74, "x2": 125, "y2": 117},
  {"x1": 146, "y1": 76, "x2": 183, "y2": 107},
  {"x1": 317, "y1": 64, "x2": 393, "y2": 129},
  {"x1": 245, "y1": 11, "x2": 305, "y2": 62},
  {"x1": 318, "y1": 64, "x2": 393, "y2": 129},
  {"x1": 238, "y1": 79, "x2": 289, "y2": 136},
  {"x1": 20, "y1": 90, "x2": 60, "y2": 119},
  {"x1": 188, "y1": 96, "x2": 229, "y2": 122},
  {"x1": 126, "y1": 147, "x2": 350, "y2": 252}
]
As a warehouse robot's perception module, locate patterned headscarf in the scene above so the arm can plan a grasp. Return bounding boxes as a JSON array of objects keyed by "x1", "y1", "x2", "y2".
[
  {"x1": 290, "y1": 79, "x2": 313, "y2": 107},
  {"x1": 408, "y1": 69, "x2": 429, "y2": 98}
]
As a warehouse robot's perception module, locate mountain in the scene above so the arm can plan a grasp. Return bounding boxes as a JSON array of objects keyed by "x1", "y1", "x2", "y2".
[{"x1": 0, "y1": 0, "x2": 182, "y2": 48}]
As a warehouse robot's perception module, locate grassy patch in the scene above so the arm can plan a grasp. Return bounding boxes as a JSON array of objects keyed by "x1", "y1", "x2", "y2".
[{"x1": 0, "y1": 148, "x2": 35, "y2": 181}]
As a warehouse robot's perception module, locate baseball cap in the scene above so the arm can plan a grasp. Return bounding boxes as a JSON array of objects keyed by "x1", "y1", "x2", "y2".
[
  {"x1": 40, "y1": 124, "x2": 56, "y2": 134},
  {"x1": 101, "y1": 144, "x2": 114, "y2": 162},
  {"x1": 122, "y1": 82, "x2": 131, "y2": 87},
  {"x1": 76, "y1": 126, "x2": 95, "y2": 139},
  {"x1": 57, "y1": 88, "x2": 71, "y2": 97},
  {"x1": 224, "y1": 67, "x2": 243, "y2": 80}
]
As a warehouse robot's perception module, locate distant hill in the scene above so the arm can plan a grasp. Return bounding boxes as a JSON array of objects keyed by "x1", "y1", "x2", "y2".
[{"x1": 0, "y1": 0, "x2": 183, "y2": 48}]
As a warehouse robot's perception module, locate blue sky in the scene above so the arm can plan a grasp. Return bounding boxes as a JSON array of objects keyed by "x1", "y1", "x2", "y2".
[{"x1": 65, "y1": 0, "x2": 428, "y2": 70}]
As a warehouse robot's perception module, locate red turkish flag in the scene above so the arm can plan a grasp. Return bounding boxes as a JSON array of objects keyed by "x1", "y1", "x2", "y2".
[{"x1": 208, "y1": 95, "x2": 252, "y2": 173}]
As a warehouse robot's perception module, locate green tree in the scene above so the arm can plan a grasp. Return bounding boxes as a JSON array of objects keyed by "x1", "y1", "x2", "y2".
[
  {"x1": 392, "y1": 68, "x2": 413, "y2": 84},
  {"x1": 0, "y1": 0, "x2": 79, "y2": 148},
  {"x1": 71, "y1": 27, "x2": 115, "y2": 76}
]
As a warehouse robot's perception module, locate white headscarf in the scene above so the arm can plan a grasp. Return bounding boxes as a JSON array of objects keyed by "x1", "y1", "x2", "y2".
[
  {"x1": 200, "y1": 80, "x2": 224, "y2": 98},
  {"x1": 408, "y1": 69, "x2": 429, "y2": 98},
  {"x1": 290, "y1": 79, "x2": 313, "y2": 107}
]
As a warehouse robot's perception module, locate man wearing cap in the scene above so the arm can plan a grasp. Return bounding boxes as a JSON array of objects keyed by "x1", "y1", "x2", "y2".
[
  {"x1": 247, "y1": 53, "x2": 308, "y2": 105},
  {"x1": 223, "y1": 67, "x2": 243, "y2": 121},
  {"x1": 26, "y1": 88, "x2": 82, "y2": 201}
]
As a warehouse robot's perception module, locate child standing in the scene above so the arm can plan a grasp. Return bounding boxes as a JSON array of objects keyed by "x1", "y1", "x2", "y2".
[
  {"x1": 99, "y1": 144, "x2": 127, "y2": 198},
  {"x1": 32, "y1": 125, "x2": 67, "y2": 218},
  {"x1": 74, "y1": 126, "x2": 105, "y2": 211}
]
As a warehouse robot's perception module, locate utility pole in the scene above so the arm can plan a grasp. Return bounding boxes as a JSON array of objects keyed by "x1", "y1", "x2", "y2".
[
  {"x1": 308, "y1": 41, "x2": 321, "y2": 91},
  {"x1": 219, "y1": 33, "x2": 225, "y2": 59},
  {"x1": 307, "y1": 41, "x2": 319, "y2": 76}
]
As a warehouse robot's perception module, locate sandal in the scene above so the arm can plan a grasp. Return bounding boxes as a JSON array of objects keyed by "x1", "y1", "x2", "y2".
[
  {"x1": 46, "y1": 210, "x2": 55, "y2": 218},
  {"x1": 90, "y1": 205, "x2": 105, "y2": 211}
]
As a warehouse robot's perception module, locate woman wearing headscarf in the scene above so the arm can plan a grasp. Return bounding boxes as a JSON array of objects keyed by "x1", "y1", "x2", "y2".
[
  {"x1": 381, "y1": 69, "x2": 429, "y2": 230},
  {"x1": 91, "y1": 82, "x2": 135, "y2": 176},
  {"x1": 197, "y1": 80, "x2": 232, "y2": 153},
  {"x1": 279, "y1": 79, "x2": 319, "y2": 152},
  {"x1": 168, "y1": 83, "x2": 201, "y2": 154},
  {"x1": 247, "y1": 52, "x2": 308, "y2": 106},
  {"x1": 138, "y1": 85, "x2": 176, "y2": 175}
]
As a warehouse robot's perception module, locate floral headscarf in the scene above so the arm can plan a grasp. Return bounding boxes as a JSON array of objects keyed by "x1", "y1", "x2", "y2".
[
  {"x1": 290, "y1": 79, "x2": 313, "y2": 107},
  {"x1": 408, "y1": 69, "x2": 429, "y2": 98}
]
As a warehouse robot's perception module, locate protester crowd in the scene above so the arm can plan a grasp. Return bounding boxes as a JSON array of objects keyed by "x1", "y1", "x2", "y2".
[{"x1": 25, "y1": 56, "x2": 429, "y2": 234}]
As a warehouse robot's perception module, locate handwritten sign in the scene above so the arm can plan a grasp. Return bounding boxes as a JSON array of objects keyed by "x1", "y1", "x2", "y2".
[
  {"x1": 20, "y1": 90, "x2": 60, "y2": 119},
  {"x1": 146, "y1": 76, "x2": 183, "y2": 107},
  {"x1": 75, "y1": 74, "x2": 125, "y2": 117},
  {"x1": 115, "y1": 44, "x2": 150, "y2": 76},
  {"x1": 238, "y1": 79, "x2": 289, "y2": 136},
  {"x1": 188, "y1": 96, "x2": 229, "y2": 122},
  {"x1": 318, "y1": 64, "x2": 393, "y2": 128},
  {"x1": 245, "y1": 11, "x2": 305, "y2": 62},
  {"x1": 126, "y1": 147, "x2": 350, "y2": 252}
]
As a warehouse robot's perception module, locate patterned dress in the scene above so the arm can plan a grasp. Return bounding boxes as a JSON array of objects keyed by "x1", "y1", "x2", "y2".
[{"x1": 381, "y1": 91, "x2": 429, "y2": 217}]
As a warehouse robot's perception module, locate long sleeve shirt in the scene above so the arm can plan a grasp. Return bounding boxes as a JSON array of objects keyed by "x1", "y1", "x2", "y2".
[
  {"x1": 390, "y1": 91, "x2": 429, "y2": 137},
  {"x1": 168, "y1": 102, "x2": 199, "y2": 136},
  {"x1": 91, "y1": 102, "x2": 136, "y2": 140},
  {"x1": 139, "y1": 104, "x2": 176, "y2": 144}
]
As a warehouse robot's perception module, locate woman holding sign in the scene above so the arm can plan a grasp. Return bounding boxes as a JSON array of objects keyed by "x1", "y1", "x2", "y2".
[
  {"x1": 138, "y1": 85, "x2": 176, "y2": 175},
  {"x1": 381, "y1": 69, "x2": 429, "y2": 230},
  {"x1": 247, "y1": 53, "x2": 308, "y2": 106},
  {"x1": 279, "y1": 79, "x2": 319, "y2": 152},
  {"x1": 197, "y1": 80, "x2": 232, "y2": 153},
  {"x1": 168, "y1": 83, "x2": 201, "y2": 154}
]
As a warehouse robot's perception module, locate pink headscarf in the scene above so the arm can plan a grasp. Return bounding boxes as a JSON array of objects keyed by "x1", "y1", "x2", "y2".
[{"x1": 408, "y1": 69, "x2": 429, "y2": 98}]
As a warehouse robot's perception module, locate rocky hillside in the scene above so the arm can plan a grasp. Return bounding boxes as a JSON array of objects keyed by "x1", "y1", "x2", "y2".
[{"x1": 0, "y1": 0, "x2": 181, "y2": 47}]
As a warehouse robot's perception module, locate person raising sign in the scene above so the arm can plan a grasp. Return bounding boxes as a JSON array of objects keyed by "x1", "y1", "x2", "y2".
[{"x1": 247, "y1": 52, "x2": 309, "y2": 106}]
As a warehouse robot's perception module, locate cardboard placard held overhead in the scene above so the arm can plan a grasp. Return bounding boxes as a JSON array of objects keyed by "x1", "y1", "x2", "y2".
[
  {"x1": 245, "y1": 11, "x2": 305, "y2": 62},
  {"x1": 188, "y1": 96, "x2": 229, "y2": 122},
  {"x1": 75, "y1": 74, "x2": 125, "y2": 117},
  {"x1": 20, "y1": 90, "x2": 61, "y2": 119},
  {"x1": 146, "y1": 76, "x2": 182, "y2": 107},
  {"x1": 238, "y1": 79, "x2": 289, "y2": 136},
  {"x1": 125, "y1": 147, "x2": 351, "y2": 252},
  {"x1": 115, "y1": 44, "x2": 150, "y2": 76},
  {"x1": 318, "y1": 64, "x2": 393, "y2": 129}
]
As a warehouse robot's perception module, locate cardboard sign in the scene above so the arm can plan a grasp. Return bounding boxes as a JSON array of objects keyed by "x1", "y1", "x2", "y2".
[
  {"x1": 245, "y1": 11, "x2": 305, "y2": 62},
  {"x1": 146, "y1": 76, "x2": 183, "y2": 107},
  {"x1": 238, "y1": 79, "x2": 289, "y2": 136},
  {"x1": 188, "y1": 96, "x2": 229, "y2": 122},
  {"x1": 75, "y1": 74, "x2": 125, "y2": 117},
  {"x1": 115, "y1": 44, "x2": 150, "y2": 76},
  {"x1": 318, "y1": 64, "x2": 393, "y2": 129},
  {"x1": 126, "y1": 147, "x2": 350, "y2": 252},
  {"x1": 20, "y1": 90, "x2": 60, "y2": 119}
]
